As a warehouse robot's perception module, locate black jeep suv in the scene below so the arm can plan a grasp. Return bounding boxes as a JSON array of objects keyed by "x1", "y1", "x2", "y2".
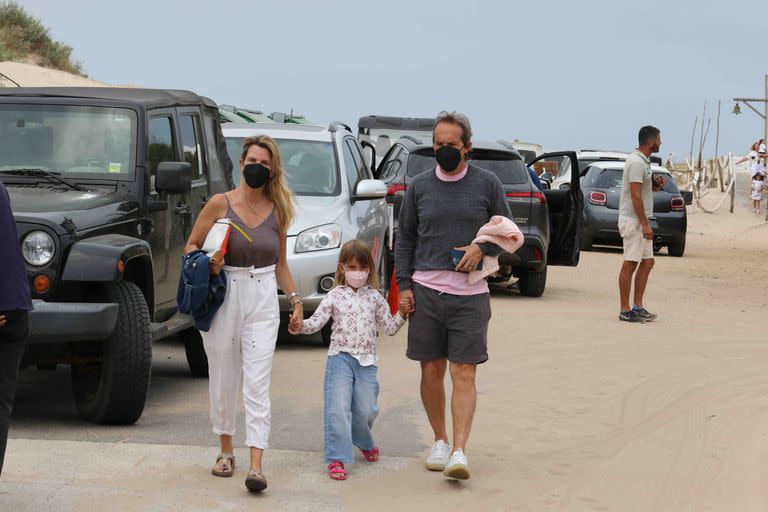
[
  {"x1": 0, "y1": 87, "x2": 233, "y2": 424},
  {"x1": 376, "y1": 138, "x2": 582, "y2": 296}
]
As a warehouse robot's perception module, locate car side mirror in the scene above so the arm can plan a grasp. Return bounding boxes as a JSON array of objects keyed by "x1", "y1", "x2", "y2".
[
  {"x1": 353, "y1": 179, "x2": 387, "y2": 202},
  {"x1": 360, "y1": 140, "x2": 378, "y2": 176},
  {"x1": 540, "y1": 171, "x2": 553, "y2": 182},
  {"x1": 155, "y1": 162, "x2": 192, "y2": 194}
]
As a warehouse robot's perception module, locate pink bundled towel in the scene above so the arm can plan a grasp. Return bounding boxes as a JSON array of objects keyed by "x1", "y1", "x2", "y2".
[{"x1": 468, "y1": 215, "x2": 524, "y2": 284}]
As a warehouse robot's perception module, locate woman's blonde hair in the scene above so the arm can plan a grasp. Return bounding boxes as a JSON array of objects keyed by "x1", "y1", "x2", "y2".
[
  {"x1": 240, "y1": 135, "x2": 295, "y2": 233},
  {"x1": 333, "y1": 239, "x2": 379, "y2": 289}
]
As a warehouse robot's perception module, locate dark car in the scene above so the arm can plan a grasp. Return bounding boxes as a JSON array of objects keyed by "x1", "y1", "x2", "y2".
[
  {"x1": 376, "y1": 138, "x2": 582, "y2": 296},
  {"x1": 0, "y1": 87, "x2": 234, "y2": 424},
  {"x1": 580, "y1": 161, "x2": 687, "y2": 256}
]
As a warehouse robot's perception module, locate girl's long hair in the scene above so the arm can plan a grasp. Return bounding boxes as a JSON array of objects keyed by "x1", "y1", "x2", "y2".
[
  {"x1": 333, "y1": 239, "x2": 379, "y2": 289},
  {"x1": 240, "y1": 135, "x2": 295, "y2": 234}
]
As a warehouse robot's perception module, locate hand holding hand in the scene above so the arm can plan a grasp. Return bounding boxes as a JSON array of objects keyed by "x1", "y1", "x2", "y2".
[
  {"x1": 399, "y1": 290, "x2": 415, "y2": 315},
  {"x1": 288, "y1": 303, "x2": 304, "y2": 334},
  {"x1": 454, "y1": 243, "x2": 483, "y2": 272}
]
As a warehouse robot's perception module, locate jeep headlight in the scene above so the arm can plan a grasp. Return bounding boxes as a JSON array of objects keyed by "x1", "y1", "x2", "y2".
[
  {"x1": 295, "y1": 224, "x2": 342, "y2": 253},
  {"x1": 22, "y1": 231, "x2": 55, "y2": 266}
]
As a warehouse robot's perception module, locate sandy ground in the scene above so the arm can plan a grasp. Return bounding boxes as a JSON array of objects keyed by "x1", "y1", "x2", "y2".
[
  {"x1": 0, "y1": 61, "x2": 113, "y2": 87},
  {"x1": 2, "y1": 183, "x2": 768, "y2": 511}
]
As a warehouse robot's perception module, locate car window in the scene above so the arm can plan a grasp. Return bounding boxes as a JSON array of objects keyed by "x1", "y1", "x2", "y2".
[
  {"x1": 341, "y1": 139, "x2": 361, "y2": 193},
  {"x1": 653, "y1": 172, "x2": 679, "y2": 193},
  {"x1": 379, "y1": 147, "x2": 404, "y2": 181},
  {"x1": 407, "y1": 149, "x2": 529, "y2": 184},
  {"x1": 148, "y1": 116, "x2": 175, "y2": 178},
  {"x1": 595, "y1": 169, "x2": 679, "y2": 193},
  {"x1": 179, "y1": 114, "x2": 207, "y2": 181},
  {"x1": 225, "y1": 137, "x2": 339, "y2": 195},
  {"x1": 346, "y1": 138, "x2": 371, "y2": 179},
  {"x1": 596, "y1": 169, "x2": 623, "y2": 189},
  {"x1": 0, "y1": 104, "x2": 137, "y2": 180}
]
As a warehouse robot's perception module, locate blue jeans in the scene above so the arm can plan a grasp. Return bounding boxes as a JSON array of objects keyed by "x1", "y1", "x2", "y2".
[{"x1": 323, "y1": 352, "x2": 379, "y2": 464}]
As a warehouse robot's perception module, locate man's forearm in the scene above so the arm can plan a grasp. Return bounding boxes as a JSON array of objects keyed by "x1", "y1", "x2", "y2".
[{"x1": 631, "y1": 193, "x2": 648, "y2": 224}]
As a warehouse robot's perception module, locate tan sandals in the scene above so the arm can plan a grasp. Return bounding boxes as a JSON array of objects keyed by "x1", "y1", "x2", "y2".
[
  {"x1": 245, "y1": 470, "x2": 268, "y2": 492},
  {"x1": 211, "y1": 453, "x2": 235, "y2": 477}
]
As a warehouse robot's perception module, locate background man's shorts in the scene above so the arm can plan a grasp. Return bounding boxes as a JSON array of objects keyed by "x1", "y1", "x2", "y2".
[
  {"x1": 618, "y1": 216, "x2": 653, "y2": 262},
  {"x1": 407, "y1": 283, "x2": 491, "y2": 364}
]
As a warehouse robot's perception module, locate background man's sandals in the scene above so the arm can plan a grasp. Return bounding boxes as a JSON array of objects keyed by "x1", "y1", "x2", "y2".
[
  {"x1": 211, "y1": 453, "x2": 235, "y2": 477},
  {"x1": 245, "y1": 470, "x2": 268, "y2": 492}
]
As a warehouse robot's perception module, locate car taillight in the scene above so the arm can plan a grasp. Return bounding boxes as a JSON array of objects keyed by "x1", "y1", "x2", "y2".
[
  {"x1": 506, "y1": 191, "x2": 546, "y2": 204},
  {"x1": 671, "y1": 196, "x2": 685, "y2": 211},
  {"x1": 387, "y1": 184, "x2": 406, "y2": 197},
  {"x1": 588, "y1": 191, "x2": 607, "y2": 205}
]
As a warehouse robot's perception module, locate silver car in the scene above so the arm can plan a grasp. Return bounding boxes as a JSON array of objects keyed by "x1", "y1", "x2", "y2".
[{"x1": 222, "y1": 122, "x2": 391, "y2": 344}]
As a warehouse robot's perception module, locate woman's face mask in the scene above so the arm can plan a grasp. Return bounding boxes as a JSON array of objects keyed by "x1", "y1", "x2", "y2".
[{"x1": 243, "y1": 163, "x2": 270, "y2": 189}]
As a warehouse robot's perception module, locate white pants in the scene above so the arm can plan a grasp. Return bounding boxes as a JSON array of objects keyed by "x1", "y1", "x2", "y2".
[{"x1": 201, "y1": 264, "x2": 279, "y2": 448}]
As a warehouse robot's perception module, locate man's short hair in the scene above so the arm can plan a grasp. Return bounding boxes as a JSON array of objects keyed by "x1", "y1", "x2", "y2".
[
  {"x1": 638, "y1": 125, "x2": 660, "y2": 146},
  {"x1": 434, "y1": 111, "x2": 472, "y2": 146}
]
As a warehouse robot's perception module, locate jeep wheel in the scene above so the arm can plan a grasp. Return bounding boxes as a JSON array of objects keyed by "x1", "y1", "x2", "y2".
[
  {"x1": 518, "y1": 268, "x2": 547, "y2": 297},
  {"x1": 181, "y1": 327, "x2": 208, "y2": 378},
  {"x1": 71, "y1": 281, "x2": 152, "y2": 424}
]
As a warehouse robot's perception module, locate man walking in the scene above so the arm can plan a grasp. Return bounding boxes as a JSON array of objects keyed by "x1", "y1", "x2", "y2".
[
  {"x1": 618, "y1": 125, "x2": 662, "y2": 322},
  {"x1": 0, "y1": 178, "x2": 32, "y2": 475},
  {"x1": 396, "y1": 111, "x2": 510, "y2": 479}
]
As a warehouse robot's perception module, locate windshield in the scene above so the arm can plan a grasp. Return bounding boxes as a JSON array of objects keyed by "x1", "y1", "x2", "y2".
[
  {"x1": 407, "y1": 150, "x2": 529, "y2": 184},
  {"x1": 596, "y1": 169, "x2": 680, "y2": 192},
  {"x1": 0, "y1": 105, "x2": 137, "y2": 179},
  {"x1": 225, "y1": 137, "x2": 339, "y2": 195}
]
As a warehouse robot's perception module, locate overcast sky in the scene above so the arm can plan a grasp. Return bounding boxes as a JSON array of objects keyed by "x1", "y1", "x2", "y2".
[{"x1": 20, "y1": 0, "x2": 768, "y2": 158}]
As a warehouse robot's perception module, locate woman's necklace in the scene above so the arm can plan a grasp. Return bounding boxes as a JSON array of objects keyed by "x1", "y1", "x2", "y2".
[{"x1": 240, "y1": 189, "x2": 267, "y2": 219}]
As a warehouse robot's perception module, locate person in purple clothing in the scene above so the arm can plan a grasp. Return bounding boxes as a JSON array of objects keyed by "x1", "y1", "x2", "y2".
[{"x1": 0, "y1": 179, "x2": 33, "y2": 476}]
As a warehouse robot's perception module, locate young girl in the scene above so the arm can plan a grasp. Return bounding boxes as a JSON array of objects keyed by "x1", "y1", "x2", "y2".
[
  {"x1": 289, "y1": 240, "x2": 407, "y2": 481},
  {"x1": 752, "y1": 173, "x2": 765, "y2": 213}
]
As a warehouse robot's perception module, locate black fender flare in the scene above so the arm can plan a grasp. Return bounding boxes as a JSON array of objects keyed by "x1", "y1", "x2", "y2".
[{"x1": 61, "y1": 234, "x2": 154, "y2": 313}]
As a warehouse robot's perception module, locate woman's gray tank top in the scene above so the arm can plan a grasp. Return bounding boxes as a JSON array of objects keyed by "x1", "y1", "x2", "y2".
[{"x1": 224, "y1": 195, "x2": 280, "y2": 268}]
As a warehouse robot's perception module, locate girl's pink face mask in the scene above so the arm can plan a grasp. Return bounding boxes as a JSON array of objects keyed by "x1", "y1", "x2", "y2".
[{"x1": 343, "y1": 266, "x2": 369, "y2": 288}]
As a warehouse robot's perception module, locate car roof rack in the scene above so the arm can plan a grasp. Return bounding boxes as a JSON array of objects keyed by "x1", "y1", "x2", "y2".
[
  {"x1": 328, "y1": 121, "x2": 352, "y2": 133},
  {"x1": 496, "y1": 139, "x2": 515, "y2": 151}
]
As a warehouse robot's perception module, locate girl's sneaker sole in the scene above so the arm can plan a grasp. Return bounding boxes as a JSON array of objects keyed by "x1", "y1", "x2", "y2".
[
  {"x1": 425, "y1": 462, "x2": 446, "y2": 471},
  {"x1": 443, "y1": 463, "x2": 470, "y2": 480}
]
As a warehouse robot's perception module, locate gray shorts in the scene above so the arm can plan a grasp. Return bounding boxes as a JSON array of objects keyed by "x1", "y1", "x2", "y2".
[{"x1": 406, "y1": 283, "x2": 491, "y2": 364}]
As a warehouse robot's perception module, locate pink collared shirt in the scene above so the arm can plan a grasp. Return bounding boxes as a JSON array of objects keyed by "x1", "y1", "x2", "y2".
[{"x1": 411, "y1": 165, "x2": 490, "y2": 296}]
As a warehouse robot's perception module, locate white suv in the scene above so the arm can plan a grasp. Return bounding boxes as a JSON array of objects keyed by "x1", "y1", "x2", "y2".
[{"x1": 222, "y1": 122, "x2": 390, "y2": 344}]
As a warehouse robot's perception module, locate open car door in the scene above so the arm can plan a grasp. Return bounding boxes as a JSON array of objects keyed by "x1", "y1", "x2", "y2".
[{"x1": 530, "y1": 152, "x2": 582, "y2": 266}]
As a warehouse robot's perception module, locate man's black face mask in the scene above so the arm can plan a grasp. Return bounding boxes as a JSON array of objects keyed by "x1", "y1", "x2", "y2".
[{"x1": 435, "y1": 145, "x2": 463, "y2": 172}]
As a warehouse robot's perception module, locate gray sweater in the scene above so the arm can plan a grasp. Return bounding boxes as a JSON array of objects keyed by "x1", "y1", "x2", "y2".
[{"x1": 395, "y1": 165, "x2": 512, "y2": 291}]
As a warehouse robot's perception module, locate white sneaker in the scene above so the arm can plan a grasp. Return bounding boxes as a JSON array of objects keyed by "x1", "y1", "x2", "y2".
[
  {"x1": 443, "y1": 449, "x2": 470, "y2": 480},
  {"x1": 425, "y1": 440, "x2": 451, "y2": 471}
]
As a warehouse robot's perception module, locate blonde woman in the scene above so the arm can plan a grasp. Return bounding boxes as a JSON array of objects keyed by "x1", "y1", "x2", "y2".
[{"x1": 185, "y1": 135, "x2": 301, "y2": 492}]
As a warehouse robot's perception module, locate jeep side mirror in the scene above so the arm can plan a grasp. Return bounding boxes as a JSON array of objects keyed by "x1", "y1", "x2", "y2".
[{"x1": 155, "y1": 162, "x2": 192, "y2": 194}]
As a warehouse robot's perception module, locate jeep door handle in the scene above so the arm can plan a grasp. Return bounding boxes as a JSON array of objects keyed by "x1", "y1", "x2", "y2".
[{"x1": 175, "y1": 203, "x2": 191, "y2": 216}]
